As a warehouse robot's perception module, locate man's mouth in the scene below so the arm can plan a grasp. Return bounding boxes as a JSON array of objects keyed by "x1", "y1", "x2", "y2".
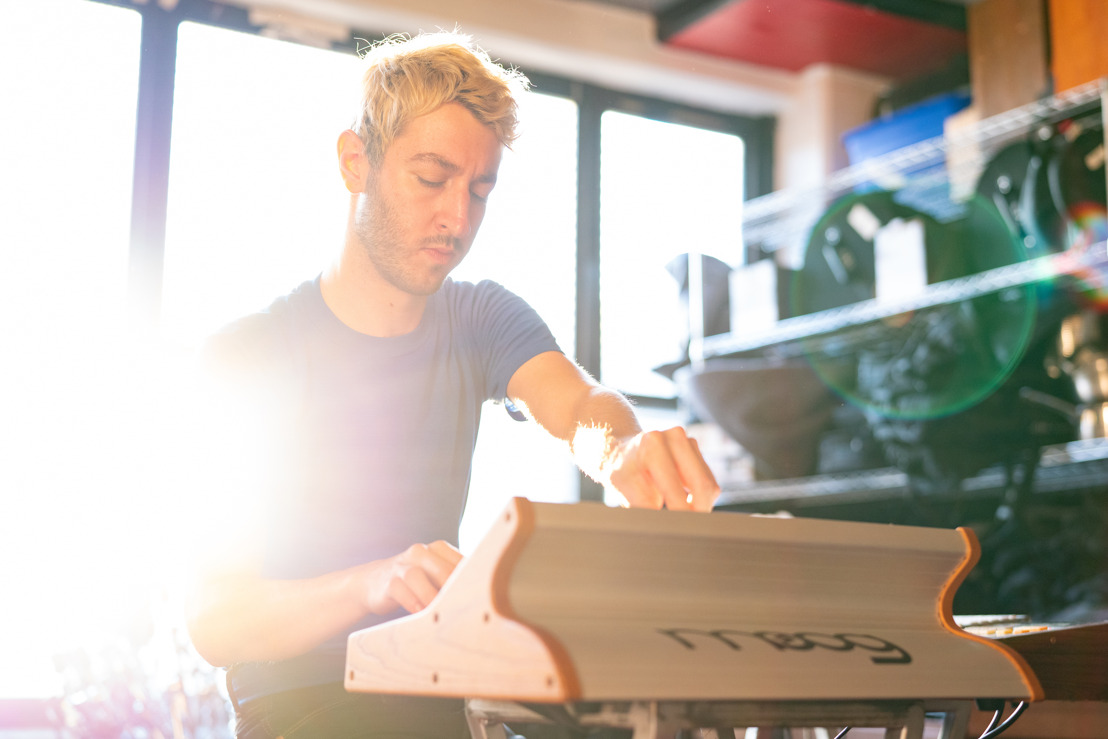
[
  {"x1": 422, "y1": 245, "x2": 455, "y2": 265},
  {"x1": 420, "y1": 237, "x2": 461, "y2": 265}
]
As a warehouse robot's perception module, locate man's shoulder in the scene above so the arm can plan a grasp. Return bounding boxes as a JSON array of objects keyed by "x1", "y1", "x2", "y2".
[
  {"x1": 438, "y1": 277, "x2": 529, "y2": 315},
  {"x1": 202, "y1": 278, "x2": 319, "y2": 369}
]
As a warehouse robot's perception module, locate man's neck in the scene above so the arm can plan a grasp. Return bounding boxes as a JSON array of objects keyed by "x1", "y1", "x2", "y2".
[{"x1": 320, "y1": 257, "x2": 427, "y2": 338}]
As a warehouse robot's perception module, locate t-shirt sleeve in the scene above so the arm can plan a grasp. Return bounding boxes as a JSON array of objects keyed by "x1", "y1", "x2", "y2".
[{"x1": 466, "y1": 280, "x2": 562, "y2": 402}]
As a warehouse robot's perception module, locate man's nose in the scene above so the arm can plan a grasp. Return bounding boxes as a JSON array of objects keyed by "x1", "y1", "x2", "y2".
[{"x1": 436, "y1": 186, "x2": 474, "y2": 239}]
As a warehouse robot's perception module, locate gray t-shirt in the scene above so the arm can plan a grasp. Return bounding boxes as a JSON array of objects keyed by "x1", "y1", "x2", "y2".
[{"x1": 202, "y1": 274, "x2": 560, "y2": 698}]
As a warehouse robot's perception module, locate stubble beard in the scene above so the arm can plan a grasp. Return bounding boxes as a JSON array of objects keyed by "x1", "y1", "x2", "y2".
[{"x1": 353, "y1": 174, "x2": 460, "y2": 297}]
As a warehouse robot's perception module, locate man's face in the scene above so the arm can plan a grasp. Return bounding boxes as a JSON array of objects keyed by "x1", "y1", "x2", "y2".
[{"x1": 352, "y1": 102, "x2": 503, "y2": 296}]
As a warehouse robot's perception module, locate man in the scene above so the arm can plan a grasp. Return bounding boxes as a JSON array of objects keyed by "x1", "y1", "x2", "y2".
[{"x1": 186, "y1": 30, "x2": 720, "y2": 739}]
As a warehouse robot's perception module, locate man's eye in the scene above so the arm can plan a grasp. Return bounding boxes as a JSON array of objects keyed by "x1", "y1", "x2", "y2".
[
  {"x1": 471, "y1": 190, "x2": 490, "y2": 204},
  {"x1": 417, "y1": 177, "x2": 444, "y2": 188}
]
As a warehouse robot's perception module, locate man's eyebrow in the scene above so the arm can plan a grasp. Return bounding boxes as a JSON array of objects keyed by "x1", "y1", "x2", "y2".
[
  {"x1": 410, "y1": 152, "x2": 497, "y2": 184},
  {"x1": 410, "y1": 152, "x2": 459, "y2": 172}
]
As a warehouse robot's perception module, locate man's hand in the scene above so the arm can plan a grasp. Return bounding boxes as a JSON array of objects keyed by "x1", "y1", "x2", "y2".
[
  {"x1": 506, "y1": 352, "x2": 721, "y2": 513},
  {"x1": 366, "y1": 540, "x2": 464, "y2": 616},
  {"x1": 187, "y1": 540, "x2": 464, "y2": 667},
  {"x1": 605, "y1": 427, "x2": 720, "y2": 512}
]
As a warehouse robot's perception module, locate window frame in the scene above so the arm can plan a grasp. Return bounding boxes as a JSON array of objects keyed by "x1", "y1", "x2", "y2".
[{"x1": 511, "y1": 75, "x2": 776, "y2": 391}]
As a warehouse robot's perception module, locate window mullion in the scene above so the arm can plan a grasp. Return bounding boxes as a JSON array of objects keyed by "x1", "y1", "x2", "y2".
[
  {"x1": 127, "y1": 3, "x2": 180, "y2": 336},
  {"x1": 575, "y1": 82, "x2": 606, "y2": 502}
]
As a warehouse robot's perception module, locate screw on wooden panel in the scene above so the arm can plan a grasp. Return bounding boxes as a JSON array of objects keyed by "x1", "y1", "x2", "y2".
[
  {"x1": 349, "y1": 670, "x2": 354, "y2": 681},
  {"x1": 432, "y1": 673, "x2": 439, "y2": 683},
  {"x1": 505, "y1": 511, "x2": 512, "y2": 522},
  {"x1": 483, "y1": 612, "x2": 490, "y2": 623},
  {"x1": 546, "y1": 676, "x2": 554, "y2": 687},
  {"x1": 433, "y1": 612, "x2": 440, "y2": 623}
]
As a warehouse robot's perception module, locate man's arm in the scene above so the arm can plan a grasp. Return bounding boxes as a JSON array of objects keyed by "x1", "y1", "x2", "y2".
[
  {"x1": 184, "y1": 348, "x2": 463, "y2": 667},
  {"x1": 506, "y1": 350, "x2": 720, "y2": 512},
  {"x1": 185, "y1": 540, "x2": 462, "y2": 667}
]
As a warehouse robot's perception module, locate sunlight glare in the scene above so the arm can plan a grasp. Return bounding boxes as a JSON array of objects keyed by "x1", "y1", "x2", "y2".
[{"x1": 0, "y1": 0, "x2": 143, "y2": 699}]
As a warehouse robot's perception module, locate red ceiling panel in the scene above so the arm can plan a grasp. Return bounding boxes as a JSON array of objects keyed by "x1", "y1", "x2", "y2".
[{"x1": 664, "y1": 0, "x2": 967, "y2": 81}]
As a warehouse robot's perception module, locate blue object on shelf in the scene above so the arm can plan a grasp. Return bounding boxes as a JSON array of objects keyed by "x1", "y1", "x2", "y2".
[
  {"x1": 843, "y1": 91, "x2": 972, "y2": 166},
  {"x1": 842, "y1": 90, "x2": 972, "y2": 219}
]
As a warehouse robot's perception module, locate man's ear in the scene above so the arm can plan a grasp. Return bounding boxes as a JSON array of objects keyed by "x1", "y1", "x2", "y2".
[{"x1": 337, "y1": 129, "x2": 370, "y2": 193}]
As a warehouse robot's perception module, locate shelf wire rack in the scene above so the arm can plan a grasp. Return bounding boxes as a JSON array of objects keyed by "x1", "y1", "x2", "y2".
[{"x1": 690, "y1": 78, "x2": 1108, "y2": 362}]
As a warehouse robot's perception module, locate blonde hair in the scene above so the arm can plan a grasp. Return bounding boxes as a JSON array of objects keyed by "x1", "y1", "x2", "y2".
[{"x1": 354, "y1": 31, "x2": 530, "y2": 164}]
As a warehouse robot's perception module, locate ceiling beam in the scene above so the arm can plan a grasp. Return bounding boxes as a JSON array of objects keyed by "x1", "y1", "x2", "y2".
[
  {"x1": 836, "y1": 0, "x2": 967, "y2": 30},
  {"x1": 656, "y1": 0, "x2": 731, "y2": 41},
  {"x1": 657, "y1": 0, "x2": 967, "y2": 42}
]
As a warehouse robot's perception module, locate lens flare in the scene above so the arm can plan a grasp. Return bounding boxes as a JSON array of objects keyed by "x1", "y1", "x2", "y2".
[
  {"x1": 793, "y1": 191, "x2": 1038, "y2": 421},
  {"x1": 1063, "y1": 202, "x2": 1108, "y2": 309}
]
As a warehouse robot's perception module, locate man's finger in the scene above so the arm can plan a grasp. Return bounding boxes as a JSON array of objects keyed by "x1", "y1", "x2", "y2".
[
  {"x1": 425, "y1": 540, "x2": 464, "y2": 586},
  {"x1": 610, "y1": 461, "x2": 664, "y2": 509},
  {"x1": 400, "y1": 542, "x2": 460, "y2": 589},
  {"x1": 396, "y1": 564, "x2": 442, "y2": 612},
  {"x1": 428, "y1": 539, "x2": 464, "y2": 566},
  {"x1": 664, "y1": 431, "x2": 720, "y2": 511},
  {"x1": 384, "y1": 576, "x2": 426, "y2": 615},
  {"x1": 634, "y1": 430, "x2": 691, "y2": 511}
]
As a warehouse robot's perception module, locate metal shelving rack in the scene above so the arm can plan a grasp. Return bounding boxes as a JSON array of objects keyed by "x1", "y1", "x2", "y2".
[
  {"x1": 716, "y1": 437, "x2": 1108, "y2": 510},
  {"x1": 691, "y1": 77, "x2": 1108, "y2": 364},
  {"x1": 701, "y1": 244, "x2": 1108, "y2": 360},
  {"x1": 739, "y1": 80, "x2": 1107, "y2": 253},
  {"x1": 692, "y1": 78, "x2": 1108, "y2": 509}
]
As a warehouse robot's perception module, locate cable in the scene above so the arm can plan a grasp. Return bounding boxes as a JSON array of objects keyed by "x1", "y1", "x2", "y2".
[
  {"x1": 977, "y1": 701, "x2": 1028, "y2": 739},
  {"x1": 832, "y1": 727, "x2": 851, "y2": 739},
  {"x1": 981, "y1": 706, "x2": 1002, "y2": 735}
]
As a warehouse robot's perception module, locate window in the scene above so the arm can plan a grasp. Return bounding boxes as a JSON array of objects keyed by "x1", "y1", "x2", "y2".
[
  {"x1": 598, "y1": 110, "x2": 746, "y2": 399},
  {"x1": 0, "y1": 0, "x2": 142, "y2": 699},
  {"x1": 0, "y1": 0, "x2": 140, "y2": 347},
  {"x1": 161, "y1": 21, "x2": 360, "y2": 350}
]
